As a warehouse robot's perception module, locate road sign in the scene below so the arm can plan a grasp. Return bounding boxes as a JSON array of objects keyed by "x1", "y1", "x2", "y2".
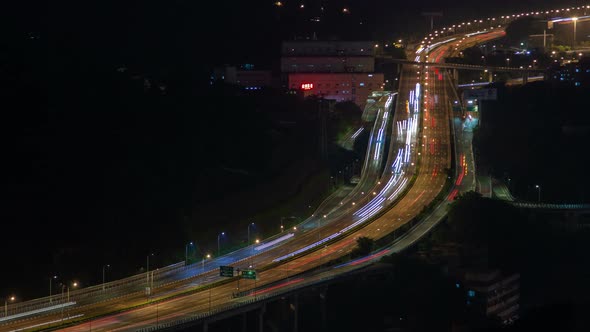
[
  {"x1": 219, "y1": 266, "x2": 234, "y2": 277},
  {"x1": 462, "y1": 88, "x2": 497, "y2": 101},
  {"x1": 241, "y1": 269, "x2": 257, "y2": 280}
]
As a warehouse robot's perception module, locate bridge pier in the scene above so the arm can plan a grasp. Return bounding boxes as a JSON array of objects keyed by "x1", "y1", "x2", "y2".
[
  {"x1": 523, "y1": 71, "x2": 529, "y2": 85},
  {"x1": 258, "y1": 303, "x2": 266, "y2": 332},
  {"x1": 292, "y1": 294, "x2": 299, "y2": 332},
  {"x1": 452, "y1": 69, "x2": 459, "y2": 88},
  {"x1": 320, "y1": 289, "x2": 327, "y2": 331},
  {"x1": 488, "y1": 71, "x2": 493, "y2": 83}
]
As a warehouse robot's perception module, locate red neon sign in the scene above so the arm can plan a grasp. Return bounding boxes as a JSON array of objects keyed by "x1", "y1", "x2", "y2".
[{"x1": 301, "y1": 83, "x2": 314, "y2": 90}]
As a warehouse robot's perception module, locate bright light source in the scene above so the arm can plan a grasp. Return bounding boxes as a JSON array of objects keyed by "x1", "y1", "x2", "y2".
[{"x1": 301, "y1": 83, "x2": 314, "y2": 90}]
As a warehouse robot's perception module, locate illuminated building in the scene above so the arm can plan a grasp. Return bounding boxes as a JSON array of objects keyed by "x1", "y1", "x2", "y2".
[{"x1": 281, "y1": 41, "x2": 384, "y2": 107}]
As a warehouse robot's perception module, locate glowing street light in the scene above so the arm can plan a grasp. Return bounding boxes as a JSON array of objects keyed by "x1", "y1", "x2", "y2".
[
  {"x1": 185, "y1": 241, "x2": 194, "y2": 265},
  {"x1": 102, "y1": 264, "x2": 110, "y2": 291},
  {"x1": 573, "y1": 17, "x2": 578, "y2": 49},
  {"x1": 49, "y1": 275, "x2": 58, "y2": 303},
  {"x1": 4, "y1": 296, "x2": 15, "y2": 317},
  {"x1": 247, "y1": 223, "x2": 255, "y2": 246},
  {"x1": 217, "y1": 232, "x2": 225, "y2": 256},
  {"x1": 202, "y1": 253, "x2": 211, "y2": 271}
]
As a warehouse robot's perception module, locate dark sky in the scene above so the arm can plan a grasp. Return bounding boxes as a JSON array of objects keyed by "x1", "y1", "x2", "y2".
[
  {"x1": 1, "y1": 0, "x2": 584, "y2": 299},
  {"x1": 8, "y1": 1, "x2": 581, "y2": 68}
]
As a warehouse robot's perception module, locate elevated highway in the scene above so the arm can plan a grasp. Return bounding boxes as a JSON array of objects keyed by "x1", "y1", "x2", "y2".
[
  {"x1": 7, "y1": 5, "x2": 590, "y2": 330},
  {"x1": 2, "y1": 22, "x2": 464, "y2": 332}
]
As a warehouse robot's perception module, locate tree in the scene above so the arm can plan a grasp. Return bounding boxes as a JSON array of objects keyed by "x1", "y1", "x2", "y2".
[{"x1": 355, "y1": 236, "x2": 375, "y2": 256}]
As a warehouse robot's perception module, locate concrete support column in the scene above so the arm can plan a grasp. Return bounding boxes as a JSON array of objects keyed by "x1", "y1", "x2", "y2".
[
  {"x1": 292, "y1": 294, "x2": 299, "y2": 332},
  {"x1": 320, "y1": 289, "x2": 327, "y2": 332},
  {"x1": 203, "y1": 320, "x2": 209, "y2": 332},
  {"x1": 488, "y1": 71, "x2": 493, "y2": 83},
  {"x1": 258, "y1": 303, "x2": 266, "y2": 332},
  {"x1": 452, "y1": 69, "x2": 459, "y2": 88},
  {"x1": 523, "y1": 71, "x2": 529, "y2": 85},
  {"x1": 242, "y1": 312, "x2": 247, "y2": 332}
]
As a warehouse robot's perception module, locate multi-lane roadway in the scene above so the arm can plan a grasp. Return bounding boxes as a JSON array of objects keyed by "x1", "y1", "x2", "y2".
[{"x1": 1, "y1": 28, "x2": 508, "y2": 332}]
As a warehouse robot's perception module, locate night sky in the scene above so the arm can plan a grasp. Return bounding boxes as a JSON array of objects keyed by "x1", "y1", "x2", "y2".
[{"x1": 1, "y1": 0, "x2": 583, "y2": 299}]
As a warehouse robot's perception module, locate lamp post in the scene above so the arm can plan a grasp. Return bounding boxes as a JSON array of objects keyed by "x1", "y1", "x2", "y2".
[
  {"x1": 185, "y1": 242, "x2": 194, "y2": 265},
  {"x1": 247, "y1": 223, "x2": 255, "y2": 247},
  {"x1": 202, "y1": 254, "x2": 211, "y2": 271},
  {"x1": 535, "y1": 185, "x2": 541, "y2": 203},
  {"x1": 49, "y1": 275, "x2": 57, "y2": 303},
  {"x1": 573, "y1": 17, "x2": 578, "y2": 49},
  {"x1": 217, "y1": 232, "x2": 225, "y2": 257},
  {"x1": 4, "y1": 296, "x2": 15, "y2": 317},
  {"x1": 506, "y1": 58, "x2": 510, "y2": 67},
  {"x1": 146, "y1": 253, "x2": 154, "y2": 289},
  {"x1": 67, "y1": 282, "x2": 78, "y2": 302},
  {"x1": 102, "y1": 265, "x2": 110, "y2": 291},
  {"x1": 60, "y1": 282, "x2": 77, "y2": 321}
]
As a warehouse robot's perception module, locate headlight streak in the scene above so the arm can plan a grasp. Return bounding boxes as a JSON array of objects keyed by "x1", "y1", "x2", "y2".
[
  {"x1": 273, "y1": 85, "x2": 416, "y2": 263},
  {"x1": 350, "y1": 127, "x2": 364, "y2": 139}
]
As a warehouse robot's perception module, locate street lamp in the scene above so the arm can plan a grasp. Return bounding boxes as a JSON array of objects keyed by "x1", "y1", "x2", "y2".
[
  {"x1": 102, "y1": 265, "x2": 110, "y2": 291},
  {"x1": 49, "y1": 275, "x2": 57, "y2": 303},
  {"x1": 319, "y1": 214, "x2": 327, "y2": 241},
  {"x1": 247, "y1": 223, "x2": 255, "y2": 246},
  {"x1": 146, "y1": 253, "x2": 154, "y2": 289},
  {"x1": 202, "y1": 253, "x2": 211, "y2": 271},
  {"x1": 4, "y1": 296, "x2": 15, "y2": 317},
  {"x1": 60, "y1": 282, "x2": 77, "y2": 321},
  {"x1": 506, "y1": 58, "x2": 510, "y2": 67},
  {"x1": 217, "y1": 232, "x2": 225, "y2": 256},
  {"x1": 69, "y1": 282, "x2": 78, "y2": 302},
  {"x1": 572, "y1": 17, "x2": 578, "y2": 49},
  {"x1": 535, "y1": 185, "x2": 541, "y2": 203},
  {"x1": 185, "y1": 242, "x2": 194, "y2": 266}
]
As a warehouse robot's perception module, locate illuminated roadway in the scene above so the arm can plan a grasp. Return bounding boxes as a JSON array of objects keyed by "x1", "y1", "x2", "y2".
[{"x1": 2, "y1": 28, "x2": 509, "y2": 332}]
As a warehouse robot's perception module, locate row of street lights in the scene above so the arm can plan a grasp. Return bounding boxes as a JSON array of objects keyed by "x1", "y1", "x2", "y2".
[
  {"x1": 4, "y1": 296, "x2": 15, "y2": 317},
  {"x1": 33, "y1": 221, "x2": 285, "y2": 309},
  {"x1": 5, "y1": 279, "x2": 79, "y2": 318}
]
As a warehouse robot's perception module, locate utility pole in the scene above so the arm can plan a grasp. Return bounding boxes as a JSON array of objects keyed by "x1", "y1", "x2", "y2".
[
  {"x1": 573, "y1": 17, "x2": 578, "y2": 49},
  {"x1": 421, "y1": 12, "x2": 443, "y2": 31},
  {"x1": 543, "y1": 29, "x2": 547, "y2": 49}
]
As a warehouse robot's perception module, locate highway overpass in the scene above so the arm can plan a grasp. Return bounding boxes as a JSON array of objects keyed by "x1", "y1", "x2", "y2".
[{"x1": 4, "y1": 4, "x2": 590, "y2": 331}]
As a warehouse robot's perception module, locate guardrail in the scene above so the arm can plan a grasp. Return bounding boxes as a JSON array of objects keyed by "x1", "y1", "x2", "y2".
[
  {"x1": 3, "y1": 262, "x2": 184, "y2": 318},
  {"x1": 135, "y1": 265, "x2": 363, "y2": 332},
  {"x1": 3, "y1": 94, "x2": 399, "y2": 325},
  {"x1": 511, "y1": 202, "x2": 590, "y2": 210}
]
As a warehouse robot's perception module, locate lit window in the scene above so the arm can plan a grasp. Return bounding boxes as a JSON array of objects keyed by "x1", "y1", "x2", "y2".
[{"x1": 360, "y1": 82, "x2": 365, "y2": 87}]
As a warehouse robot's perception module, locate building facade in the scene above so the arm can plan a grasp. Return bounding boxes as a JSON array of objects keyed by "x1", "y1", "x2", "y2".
[
  {"x1": 211, "y1": 65, "x2": 272, "y2": 90},
  {"x1": 281, "y1": 41, "x2": 376, "y2": 57},
  {"x1": 281, "y1": 41, "x2": 384, "y2": 108},
  {"x1": 461, "y1": 270, "x2": 520, "y2": 326},
  {"x1": 288, "y1": 73, "x2": 385, "y2": 104},
  {"x1": 281, "y1": 56, "x2": 375, "y2": 73}
]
